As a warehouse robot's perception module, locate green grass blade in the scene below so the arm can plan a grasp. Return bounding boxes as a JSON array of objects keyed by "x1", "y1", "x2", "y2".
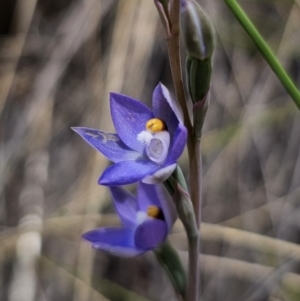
[{"x1": 224, "y1": 0, "x2": 300, "y2": 110}]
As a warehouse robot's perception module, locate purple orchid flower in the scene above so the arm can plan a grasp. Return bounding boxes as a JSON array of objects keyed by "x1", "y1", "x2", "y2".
[
  {"x1": 72, "y1": 83, "x2": 187, "y2": 185},
  {"x1": 82, "y1": 183, "x2": 176, "y2": 256}
]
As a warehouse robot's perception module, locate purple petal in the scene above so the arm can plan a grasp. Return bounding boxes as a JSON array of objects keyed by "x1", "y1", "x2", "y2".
[
  {"x1": 72, "y1": 127, "x2": 142, "y2": 163},
  {"x1": 83, "y1": 227, "x2": 145, "y2": 257},
  {"x1": 110, "y1": 186, "x2": 138, "y2": 227},
  {"x1": 134, "y1": 219, "x2": 167, "y2": 249},
  {"x1": 152, "y1": 83, "x2": 183, "y2": 136},
  {"x1": 92, "y1": 243, "x2": 145, "y2": 257},
  {"x1": 110, "y1": 93, "x2": 154, "y2": 153},
  {"x1": 99, "y1": 160, "x2": 159, "y2": 186},
  {"x1": 137, "y1": 183, "x2": 161, "y2": 212},
  {"x1": 83, "y1": 227, "x2": 134, "y2": 245},
  {"x1": 165, "y1": 123, "x2": 187, "y2": 165},
  {"x1": 142, "y1": 163, "x2": 177, "y2": 184}
]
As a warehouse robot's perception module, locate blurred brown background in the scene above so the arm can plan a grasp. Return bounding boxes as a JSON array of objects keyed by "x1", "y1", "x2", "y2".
[{"x1": 0, "y1": 0, "x2": 300, "y2": 300}]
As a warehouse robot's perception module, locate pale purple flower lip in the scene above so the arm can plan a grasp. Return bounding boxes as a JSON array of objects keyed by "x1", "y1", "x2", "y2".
[
  {"x1": 72, "y1": 83, "x2": 187, "y2": 186},
  {"x1": 82, "y1": 183, "x2": 177, "y2": 257}
]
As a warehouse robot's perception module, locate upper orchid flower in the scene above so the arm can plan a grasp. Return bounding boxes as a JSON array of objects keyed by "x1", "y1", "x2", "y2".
[
  {"x1": 72, "y1": 83, "x2": 187, "y2": 185},
  {"x1": 82, "y1": 183, "x2": 176, "y2": 256}
]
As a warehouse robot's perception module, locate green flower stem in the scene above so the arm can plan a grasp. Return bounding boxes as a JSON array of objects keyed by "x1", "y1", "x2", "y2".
[
  {"x1": 155, "y1": 2, "x2": 200, "y2": 300},
  {"x1": 166, "y1": 1, "x2": 200, "y2": 300},
  {"x1": 224, "y1": 0, "x2": 300, "y2": 110}
]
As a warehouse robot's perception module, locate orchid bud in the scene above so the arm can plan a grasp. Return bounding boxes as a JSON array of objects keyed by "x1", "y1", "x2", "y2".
[
  {"x1": 186, "y1": 56, "x2": 211, "y2": 104},
  {"x1": 180, "y1": 0, "x2": 215, "y2": 61},
  {"x1": 181, "y1": 0, "x2": 215, "y2": 136}
]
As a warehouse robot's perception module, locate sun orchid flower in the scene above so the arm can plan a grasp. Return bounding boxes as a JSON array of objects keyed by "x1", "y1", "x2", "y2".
[
  {"x1": 72, "y1": 83, "x2": 187, "y2": 185},
  {"x1": 82, "y1": 183, "x2": 176, "y2": 256}
]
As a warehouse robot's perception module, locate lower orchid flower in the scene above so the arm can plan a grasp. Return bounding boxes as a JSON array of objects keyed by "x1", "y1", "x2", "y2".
[
  {"x1": 82, "y1": 183, "x2": 176, "y2": 256},
  {"x1": 72, "y1": 83, "x2": 187, "y2": 185}
]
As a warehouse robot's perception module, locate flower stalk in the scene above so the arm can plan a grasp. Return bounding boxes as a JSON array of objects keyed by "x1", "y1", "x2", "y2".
[
  {"x1": 155, "y1": 0, "x2": 215, "y2": 300},
  {"x1": 155, "y1": 0, "x2": 200, "y2": 300}
]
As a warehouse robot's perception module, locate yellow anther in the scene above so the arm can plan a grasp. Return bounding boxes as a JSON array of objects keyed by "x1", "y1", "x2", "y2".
[
  {"x1": 147, "y1": 205, "x2": 163, "y2": 219},
  {"x1": 146, "y1": 118, "x2": 166, "y2": 133}
]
